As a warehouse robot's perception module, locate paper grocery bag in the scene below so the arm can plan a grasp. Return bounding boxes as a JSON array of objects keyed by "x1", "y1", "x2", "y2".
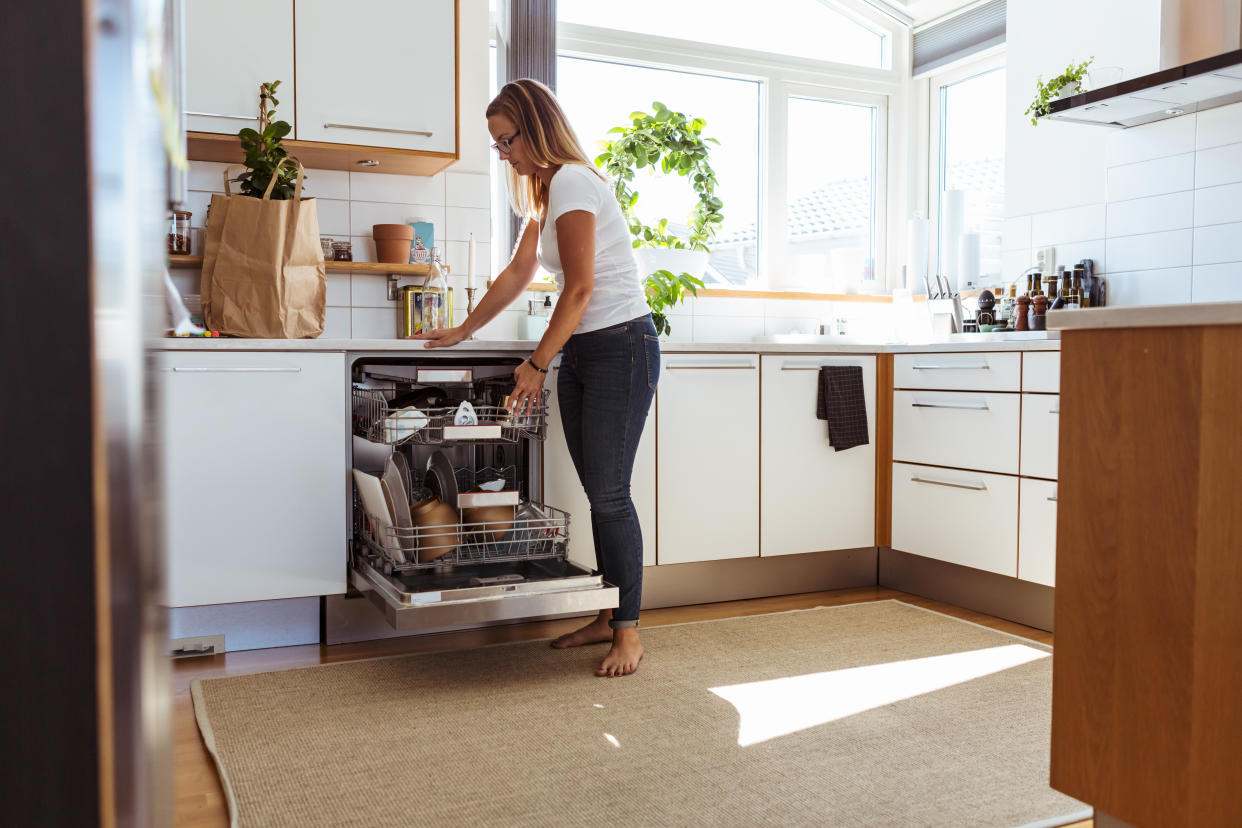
[{"x1": 200, "y1": 159, "x2": 326, "y2": 338}]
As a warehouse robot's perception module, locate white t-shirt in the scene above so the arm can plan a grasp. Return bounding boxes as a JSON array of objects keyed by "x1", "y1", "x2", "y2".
[{"x1": 537, "y1": 163, "x2": 650, "y2": 334}]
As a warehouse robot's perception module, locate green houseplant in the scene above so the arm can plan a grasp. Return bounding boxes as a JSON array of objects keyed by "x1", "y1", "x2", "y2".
[
  {"x1": 594, "y1": 101, "x2": 725, "y2": 335},
  {"x1": 1025, "y1": 57, "x2": 1095, "y2": 126},
  {"x1": 235, "y1": 80, "x2": 302, "y2": 198}
]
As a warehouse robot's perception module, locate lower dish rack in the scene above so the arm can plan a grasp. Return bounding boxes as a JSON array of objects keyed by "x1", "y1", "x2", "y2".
[{"x1": 356, "y1": 499, "x2": 570, "y2": 574}]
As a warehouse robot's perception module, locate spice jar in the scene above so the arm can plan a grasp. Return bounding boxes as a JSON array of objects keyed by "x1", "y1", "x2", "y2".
[
  {"x1": 331, "y1": 240, "x2": 353, "y2": 261},
  {"x1": 168, "y1": 210, "x2": 191, "y2": 255},
  {"x1": 320, "y1": 237, "x2": 333, "y2": 259}
]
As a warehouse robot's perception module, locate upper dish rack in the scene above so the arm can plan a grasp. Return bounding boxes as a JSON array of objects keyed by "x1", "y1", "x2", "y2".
[{"x1": 353, "y1": 387, "x2": 550, "y2": 446}]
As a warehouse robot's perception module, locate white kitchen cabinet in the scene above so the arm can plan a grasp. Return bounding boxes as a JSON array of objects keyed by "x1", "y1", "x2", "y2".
[
  {"x1": 760, "y1": 355, "x2": 876, "y2": 556},
  {"x1": 1019, "y1": 393, "x2": 1060, "y2": 480},
  {"x1": 1022, "y1": 352, "x2": 1061, "y2": 393},
  {"x1": 1018, "y1": 478, "x2": 1058, "y2": 586},
  {"x1": 657, "y1": 354, "x2": 760, "y2": 564},
  {"x1": 161, "y1": 351, "x2": 348, "y2": 606},
  {"x1": 294, "y1": 0, "x2": 457, "y2": 154},
  {"x1": 894, "y1": 352, "x2": 1021, "y2": 392},
  {"x1": 185, "y1": 0, "x2": 294, "y2": 137},
  {"x1": 891, "y1": 462, "x2": 1019, "y2": 577},
  {"x1": 892, "y1": 389, "x2": 1021, "y2": 474},
  {"x1": 544, "y1": 360, "x2": 656, "y2": 570}
]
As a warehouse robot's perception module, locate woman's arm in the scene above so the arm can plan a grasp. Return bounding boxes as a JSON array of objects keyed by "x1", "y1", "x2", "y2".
[
  {"x1": 509, "y1": 209, "x2": 595, "y2": 414},
  {"x1": 418, "y1": 219, "x2": 541, "y2": 348}
]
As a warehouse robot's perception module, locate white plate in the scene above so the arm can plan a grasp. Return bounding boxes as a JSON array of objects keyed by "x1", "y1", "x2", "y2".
[{"x1": 353, "y1": 469, "x2": 402, "y2": 562}]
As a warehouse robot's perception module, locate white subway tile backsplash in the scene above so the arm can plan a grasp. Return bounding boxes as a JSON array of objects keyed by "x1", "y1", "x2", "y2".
[
  {"x1": 325, "y1": 273, "x2": 351, "y2": 307},
  {"x1": 350, "y1": 273, "x2": 393, "y2": 308},
  {"x1": 443, "y1": 240, "x2": 492, "y2": 282},
  {"x1": 762, "y1": 298, "x2": 834, "y2": 320},
  {"x1": 445, "y1": 172, "x2": 491, "y2": 209},
  {"x1": 445, "y1": 207, "x2": 491, "y2": 243},
  {"x1": 1105, "y1": 115, "x2": 1196, "y2": 167},
  {"x1": 349, "y1": 171, "x2": 443, "y2": 205},
  {"x1": 1032, "y1": 204, "x2": 1106, "y2": 247},
  {"x1": 1192, "y1": 262, "x2": 1242, "y2": 302},
  {"x1": 314, "y1": 198, "x2": 351, "y2": 236},
  {"x1": 300, "y1": 169, "x2": 350, "y2": 200},
  {"x1": 1002, "y1": 216, "x2": 1032, "y2": 251},
  {"x1": 1106, "y1": 191, "x2": 1194, "y2": 237},
  {"x1": 1195, "y1": 142, "x2": 1242, "y2": 188},
  {"x1": 1106, "y1": 152, "x2": 1194, "y2": 202},
  {"x1": 1105, "y1": 268, "x2": 1192, "y2": 306},
  {"x1": 183, "y1": 190, "x2": 215, "y2": 230},
  {"x1": 763, "y1": 316, "x2": 820, "y2": 336},
  {"x1": 659, "y1": 313, "x2": 694, "y2": 343},
  {"x1": 347, "y1": 235, "x2": 376, "y2": 262},
  {"x1": 350, "y1": 203, "x2": 445, "y2": 241},
  {"x1": 1105, "y1": 229, "x2": 1191, "y2": 273},
  {"x1": 1194, "y1": 182, "x2": 1242, "y2": 226},
  {"x1": 1195, "y1": 101, "x2": 1242, "y2": 150},
  {"x1": 1002, "y1": 249, "x2": 1033, "y2": 283},
  {"x1": 322, "y1": 307, "x2": 351, "y2": 338},
  {"x1": 1193, "y1": 222, "x2": 1242, "y2": 265},
  {"x1": 351, "y1": 307, "x2": 399, "y2": 339},
  {"x1": 691, "y1": 315, "x2": 764, "y2": 342},
  {"x1": 474, "y1": 309, "x2": 524, "y2": 341},
  {"x1": 1053, "y1": 240, "x2": 1106, "y2": 277},
  {"x1": 692, "y1": 296, "x2": 764, "y2": 317},
  {"x1": 187, "y1": 160, "x2": 232, "y2": 192}
]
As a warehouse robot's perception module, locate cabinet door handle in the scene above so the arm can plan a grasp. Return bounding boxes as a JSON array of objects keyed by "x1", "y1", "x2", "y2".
[
  {"x1": 185, "y1": 111, "x2": 259, "y2": 121},
  {"x1": 911, "y1": 363, "x2": 990, "y2": 370},
  {"x1": 780, "y1": 363, "x2": 858, "y2": 371},
  {"x1": 323, "y1": 123, "x2": 433, "y2": 137},
  {"x1": 666, "y1": 364, "x2": 757, "y2": 371},
  {"x1": 911, "y1": 401, "x2": 990, "y2": 411},
  {"x1": 910, "y1": 475, "x2": 988, "y2": 491},
  {"x1": 1047, "y1": 495, "x2": 1058, "y2": 502},
  {"x1": 1049, "y1": 404, "x2": 1060, "y2": 414},
  {"x1": 171, "y1": 367, "x2": 303, "y2": 373}
]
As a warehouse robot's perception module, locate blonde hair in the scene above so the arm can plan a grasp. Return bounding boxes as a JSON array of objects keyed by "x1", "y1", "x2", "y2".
[{"x1": 486, "y1": 78, "x2": 603, "y2": 221}]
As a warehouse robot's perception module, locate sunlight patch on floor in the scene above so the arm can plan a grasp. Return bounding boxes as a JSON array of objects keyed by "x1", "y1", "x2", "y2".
[{"x1": 709, "y1": 644, "x2": 1050, "y2": 746}]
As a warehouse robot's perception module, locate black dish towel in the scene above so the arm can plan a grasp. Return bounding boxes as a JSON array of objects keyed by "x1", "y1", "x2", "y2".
[{"x1": 816, "y1": 365, "x2": 869, "y2": 451}]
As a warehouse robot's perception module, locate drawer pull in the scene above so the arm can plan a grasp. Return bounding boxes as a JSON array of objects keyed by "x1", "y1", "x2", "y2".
[
  {"x1": 1049, "y1": 404, "x2": 1060, "y2": 414},
  {"x1": 323, "y1": 123, "x2": 434, "y2": 137},
  {"x1": 780, "y1": 361, "x2": 859, "y2": 371},
  {"x1": 911, "y1": 363, "x2": 990, "y2": 370},
  {"x1": 171, "y1": 367, "x2": 303, "y2": 374},
  {"x1": 666, "y1": 364, "x2": 757, "y2": 371},
  {"x1": 911, "y1": 401, "x2": 990, "y2": 411},
  {"x1": 185, "y1": 110, "x2": 259, "y2": 121},
  {"x1": 910, "y1": 475, "x2": 988, "y2": 491},
  {"x1": 1047, "y1": 495, "x2": 1058, "y2": 502}
]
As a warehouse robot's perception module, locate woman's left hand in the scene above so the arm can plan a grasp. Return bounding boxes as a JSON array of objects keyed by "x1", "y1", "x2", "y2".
[{"x1": 510, "y1": 360, "x2": 547, "y2": 416}]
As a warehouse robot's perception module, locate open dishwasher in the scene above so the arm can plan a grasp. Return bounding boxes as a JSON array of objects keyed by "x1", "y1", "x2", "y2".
[{"x1": 346, "y1": 354, "x2": 617, "y2": 632}]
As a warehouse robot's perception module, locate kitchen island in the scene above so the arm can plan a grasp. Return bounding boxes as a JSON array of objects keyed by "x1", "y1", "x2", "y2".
[{"x1": 1048, "y1": 302, "x2": 1242, "y2": 828}]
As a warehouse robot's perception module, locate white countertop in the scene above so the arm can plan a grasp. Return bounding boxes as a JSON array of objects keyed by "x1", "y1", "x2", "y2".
[
  {"x1": 155, "y1": 333, "x2": 1060, "y2": 354},
  {"x1": 1049, "y1": 302, "x2": 1242, "y2": 330}
]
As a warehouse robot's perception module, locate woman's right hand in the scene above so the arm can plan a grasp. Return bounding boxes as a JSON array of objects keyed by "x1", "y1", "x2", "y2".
[{"x1": 414, "y1": 326, "x2": 469, "y2": 348}]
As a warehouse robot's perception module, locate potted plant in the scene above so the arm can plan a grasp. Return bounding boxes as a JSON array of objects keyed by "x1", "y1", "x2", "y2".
[
  {"x1": 594, "y1": 102, "x2": 724, "y2": 335},
  {"x1": 235, "y1": 80, "x2": 302, "y2": 198},
  {"x1": 1025, "y1": 57, "x2": 1094, "y2": 126}
]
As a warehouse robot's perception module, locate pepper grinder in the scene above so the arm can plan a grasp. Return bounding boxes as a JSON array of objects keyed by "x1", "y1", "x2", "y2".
[{"x1": 1014, "y1": 295, "x2": 1031, "y2": 331}]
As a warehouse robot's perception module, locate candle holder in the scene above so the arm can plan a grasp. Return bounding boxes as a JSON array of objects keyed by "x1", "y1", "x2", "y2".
[{"x1": 465, "y1": 287, "x2": 477, "y2": 339}]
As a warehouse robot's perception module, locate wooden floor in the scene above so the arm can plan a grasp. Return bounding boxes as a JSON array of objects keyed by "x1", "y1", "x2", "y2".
[{"x1": 172, "y1": 586, "x2": 1090, "y2": 827}]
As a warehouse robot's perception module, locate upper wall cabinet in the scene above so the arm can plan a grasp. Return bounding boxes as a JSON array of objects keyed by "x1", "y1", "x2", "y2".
[
  {"x1": 184, "y1": 0, "x2": 459, "y2": 176},
  {"x1": 185, "y1": 0, "x2": 294, "y2": 137},
  {"x1": 294, "y1": 0, "x2": 457, "y2": 155}
]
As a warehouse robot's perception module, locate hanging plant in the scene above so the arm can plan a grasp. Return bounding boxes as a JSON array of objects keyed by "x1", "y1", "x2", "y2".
[{"x1": 1025, "y1": 57, "x2": 1094, "y2": 126}]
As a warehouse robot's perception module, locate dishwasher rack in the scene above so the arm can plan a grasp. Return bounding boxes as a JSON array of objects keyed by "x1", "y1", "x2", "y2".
[{"x1": 353, "y1": 387, "x2": 551, "y2": 446}]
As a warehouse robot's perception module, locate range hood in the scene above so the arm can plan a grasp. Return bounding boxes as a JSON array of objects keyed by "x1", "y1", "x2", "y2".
[{"x1": 1045, "y1": 47, "x2": 1242, "y2": 128}]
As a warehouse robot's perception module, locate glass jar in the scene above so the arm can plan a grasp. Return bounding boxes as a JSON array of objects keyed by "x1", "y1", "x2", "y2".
[
  {"x1": 331, "y1": 240, "x2": 353, "y2": 261},
  {"x1": 168, "y1": 210, "x2": 191, "y2": 255},
  {"x1": 320, "y1": 237, "x2": 333, "y2": 259}
]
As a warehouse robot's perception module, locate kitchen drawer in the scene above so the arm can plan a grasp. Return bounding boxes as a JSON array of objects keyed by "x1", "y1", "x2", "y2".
[
  {"x1": 893, "y1": 390, "x2": 1020, "y2": 474},
  {"x1": 894, "y1": 352, "x2": 1021, "y2": 392},
  {"x1": 891, "y1": 462, "x2": 1018, "y2": 576},
  {"x1": 1020, "y1": 393, "x2": 1060, "y2": 479},
  {"x1": 1018, "y1": 478, "x2": 1058, "y2": 586},
  {"x1": 1023, "y1": 352, "x2": 1061, "y2": 393}
]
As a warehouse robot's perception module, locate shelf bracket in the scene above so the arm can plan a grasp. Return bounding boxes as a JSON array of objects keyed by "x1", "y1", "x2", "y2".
[{"x1": 387, "y1": 273, "x2": 402, "y2": 302}]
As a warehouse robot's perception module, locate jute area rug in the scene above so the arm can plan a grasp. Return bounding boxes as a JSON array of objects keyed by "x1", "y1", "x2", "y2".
[{"x1": 192, "y1": 600, "x2": 1088, "y2": 827}]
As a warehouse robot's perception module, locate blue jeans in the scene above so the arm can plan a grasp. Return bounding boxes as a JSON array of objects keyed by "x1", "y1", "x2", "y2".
[{"x1": 557, "y1": 314, "x2": 660, "y2": 629}]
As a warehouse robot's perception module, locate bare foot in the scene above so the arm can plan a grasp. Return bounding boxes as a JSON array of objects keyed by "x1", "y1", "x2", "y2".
[
  {"x1": 596, "y1": 628, "x2": 644, "y2": 677},
  {"x1": 550, "y1": 611, "x2": 613, "y2": 649}
]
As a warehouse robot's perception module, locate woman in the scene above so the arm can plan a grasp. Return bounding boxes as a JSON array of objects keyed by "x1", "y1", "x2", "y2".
[{"x1": 419, "y1": 79, "x2": 659, "y2": 678}]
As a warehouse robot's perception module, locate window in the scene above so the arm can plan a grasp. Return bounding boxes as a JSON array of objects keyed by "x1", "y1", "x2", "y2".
[
  {"x1": 555, "y1": 56, "x2": 761, "y2": 285},
  {"x1": 558, "y1": 0, "x2": 888, "y2": 69},
  {"x1": 931, "y1": 59, "x2": 1005, "y2": 288}
]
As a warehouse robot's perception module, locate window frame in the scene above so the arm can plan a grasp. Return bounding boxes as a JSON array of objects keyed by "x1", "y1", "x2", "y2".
[
  {"x1": 553, "y1": 0, "x2": 910, "y2": 293},
  {"x1": 923, "y1": 48, "x2": 1006, "y2": 290}
]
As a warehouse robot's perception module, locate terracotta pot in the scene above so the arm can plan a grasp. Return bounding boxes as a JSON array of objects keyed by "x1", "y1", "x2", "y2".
[
  {"x1": 373, "y1": 223, "x2": 414, "y2": 264},
  {"x1": 411, "y1": 495, "x2": 459, "y2": 562},
  {"x1": 462, "y1": 504, "x2": 516, "y2": 542}
]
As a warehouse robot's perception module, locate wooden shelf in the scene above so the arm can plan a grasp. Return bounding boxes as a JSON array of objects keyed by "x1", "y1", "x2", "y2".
[
  {"x1": 188, "y1": 132, "x2": 458, "y2": 178},
  {"x1": 168, "y1": 254, "x2": 434, "y2": 275}
]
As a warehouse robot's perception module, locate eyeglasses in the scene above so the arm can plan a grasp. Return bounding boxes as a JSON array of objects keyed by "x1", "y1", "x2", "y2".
[{"x1": 490, "y1": 130, "x2": 520, "y2": 155}]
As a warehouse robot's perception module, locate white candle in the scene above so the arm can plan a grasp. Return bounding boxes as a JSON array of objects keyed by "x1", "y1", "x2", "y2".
[{"x1": 467, "y1": 234, "x2": 476, "y2": 291}]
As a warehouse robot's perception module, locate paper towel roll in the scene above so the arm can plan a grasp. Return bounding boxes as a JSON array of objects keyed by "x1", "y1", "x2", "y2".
[
  {"x1": 906, "y1": 217, "x2": 929, "y2": 293},
  {"x1": 958, "y1": 231, "x2": 981, "y2": 288},
  {"x1": 941, "y1": 190, "x2": 965, "y2": 291}
]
